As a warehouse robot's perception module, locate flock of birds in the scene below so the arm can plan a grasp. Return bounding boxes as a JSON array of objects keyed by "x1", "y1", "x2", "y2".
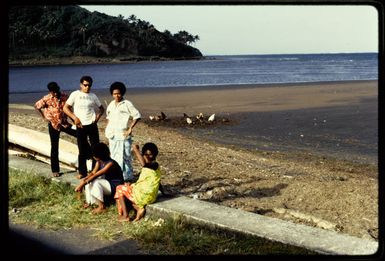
[{"x1": 148, "y1": 111, "x2": 219, "y2": 125}]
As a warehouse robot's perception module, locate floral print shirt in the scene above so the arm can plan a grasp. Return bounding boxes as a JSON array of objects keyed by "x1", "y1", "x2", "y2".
[{"x1": 35, "y1": 92, "x2": 71, "y2": 131}]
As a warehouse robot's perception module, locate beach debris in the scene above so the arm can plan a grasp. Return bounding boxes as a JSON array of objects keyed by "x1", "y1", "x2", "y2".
[
  {"x1": 273, "y1": 208, "x2": 337, "y2": 231},
  {"x1": 153, "y1": 218, "x2": 165, "y2": 227},
  {"x1": 160, "y1": 111, "x2": 167, "y2": 120},
  {"x1": 208, "y1": 113, "x2": 216, "y2": 122},
  {"x1": 149, "y1": 115, "x2": 155, "y2": 121}
]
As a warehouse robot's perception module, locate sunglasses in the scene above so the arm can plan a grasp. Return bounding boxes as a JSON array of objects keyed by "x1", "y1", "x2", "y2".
[{"x1": 82, "y1": 83, "x2": 91, "y2": 87}]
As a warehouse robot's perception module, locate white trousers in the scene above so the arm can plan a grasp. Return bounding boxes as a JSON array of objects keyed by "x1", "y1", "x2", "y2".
[{"x1": 84, "y1": 179, "x2": 111, "y2": 204}]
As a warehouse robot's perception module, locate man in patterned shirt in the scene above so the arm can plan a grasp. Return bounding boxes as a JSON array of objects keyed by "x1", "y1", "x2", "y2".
[{"x1": 35, "y1": 82, "x2": 76, "y2": 177}]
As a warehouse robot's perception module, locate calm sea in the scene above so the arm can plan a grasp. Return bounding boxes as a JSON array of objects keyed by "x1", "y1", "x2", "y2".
[{"x1": 8, "y1": 53, "x2": 378, "y2": 93}]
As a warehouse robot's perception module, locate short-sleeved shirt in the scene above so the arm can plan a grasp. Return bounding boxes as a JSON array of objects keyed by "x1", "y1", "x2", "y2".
[
  {"x1": 35, "y1": 92, "x2": 71, "y2": 131},
  {"x1": 105, "y1": 99, "x2": 141, "y2": 140},
  {"x1": 66, "y1": 90, "x2": 102, "y2": 125}
]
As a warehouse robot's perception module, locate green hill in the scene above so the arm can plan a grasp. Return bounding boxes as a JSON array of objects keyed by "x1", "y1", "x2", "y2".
[{"x1": 9, "y1": 5, "x2": 203, "y2": 63}]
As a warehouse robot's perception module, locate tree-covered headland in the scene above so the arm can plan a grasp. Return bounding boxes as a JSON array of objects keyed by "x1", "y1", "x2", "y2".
[{"x1": 9, "y1": 5, "x2": 203, "y2": 63}]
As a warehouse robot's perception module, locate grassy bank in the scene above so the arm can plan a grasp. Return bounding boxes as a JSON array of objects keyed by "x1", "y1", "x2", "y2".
[{"x1": 8, "y1": 168, "x2": 316, "y2": 255}]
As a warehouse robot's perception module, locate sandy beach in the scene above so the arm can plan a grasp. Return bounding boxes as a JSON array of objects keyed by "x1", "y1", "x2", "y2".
[{"x1": 8, "y1": 80, "x2": 379, "y2": 241}]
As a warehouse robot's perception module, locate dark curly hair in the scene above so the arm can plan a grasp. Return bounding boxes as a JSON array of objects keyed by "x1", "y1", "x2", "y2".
[
  {"x1": 80, "y1": 75, "x2": 93, "y2": 85},
  {"x1": 47, "y1": 82, "x2": 60, "y2": 93},
  {"x1": 91, "y1": 142, "x2": 110, "y2": 161},
  {"x1": 109, "y1": 81, "x2": 126, "y2": 95},
  {"x1": 142, "y1": 142, "x2": 158, "y2": 158}
]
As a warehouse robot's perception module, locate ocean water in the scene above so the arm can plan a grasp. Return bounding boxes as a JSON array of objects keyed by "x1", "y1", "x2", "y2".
[{"x1": 8, "y1": 53, "x2": 378, "y2": 93}]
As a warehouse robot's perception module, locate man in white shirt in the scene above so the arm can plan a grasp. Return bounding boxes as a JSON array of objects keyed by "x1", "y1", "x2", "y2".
[
  {"x1": 105, "y1": 81, "x2": 141, "y2": 183},
  {"x1": 64, "y1": 75, "x2": 105, "y2": 179}
]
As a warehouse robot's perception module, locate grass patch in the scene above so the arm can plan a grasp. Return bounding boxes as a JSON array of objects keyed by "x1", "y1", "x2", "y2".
[{"x1": 9, "y1": 168, "x2": 317, "y2": 255}]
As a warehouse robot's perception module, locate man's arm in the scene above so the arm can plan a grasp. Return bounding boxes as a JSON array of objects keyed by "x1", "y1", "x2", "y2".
[
  {"x1": 35, "y1": 107, "x2": 47, "y2": 121},
  {"x1": 94, "y1": 105, "x2": 104, "y2": 124},
  {"x1": 63, "y1": 103, "x2": 82, "y2": 128},
  {"x1": 34, "y1": 98, "x2": 48, "y2": 121}
]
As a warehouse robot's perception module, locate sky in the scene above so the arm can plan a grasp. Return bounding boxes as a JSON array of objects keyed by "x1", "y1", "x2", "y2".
[{"x1": 81, "y1": 5, "x2": 379, "y2": 56}]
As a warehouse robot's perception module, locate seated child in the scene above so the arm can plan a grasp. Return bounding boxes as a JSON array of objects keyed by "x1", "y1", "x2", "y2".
[
  {"x1": 75, "y1": 142, "x2": 124, "y2": 214},
  {"x1": 114, "y1": 142, "x2": 161, "y2": 222}
]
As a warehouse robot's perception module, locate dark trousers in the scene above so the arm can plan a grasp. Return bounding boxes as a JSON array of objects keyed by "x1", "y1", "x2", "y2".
[
  {"x1": 76, "y1": 123, "x2": 99, "y2": 176},
  {"x1": 48, "y1": 123, "x2": 77, "y2": 173}
]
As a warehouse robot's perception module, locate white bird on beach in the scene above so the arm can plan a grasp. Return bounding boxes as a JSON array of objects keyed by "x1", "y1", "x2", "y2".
[
  {"x1": 186, "y1": 117, "x2": 193, "y2": 125},
  {"x1": 208, "y1": 113, "x2": 215, "y2": 122}
]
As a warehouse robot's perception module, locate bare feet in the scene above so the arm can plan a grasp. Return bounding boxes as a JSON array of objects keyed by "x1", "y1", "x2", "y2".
[
  {"x1": 83, "y1": 202, "x2": 90, "y2": 209},
  {"x1": 52, "y1": 172, "x2": 60, "y2": 177},
  {"x1": 133, "y1": 208, "x2": 146, "y2": 222},
  {"x1": 92, "y1": 207, "x2": 106, "y2": 215},
  {"x1": 118, "y1": 216, "x2": 131, "y2": 222}
]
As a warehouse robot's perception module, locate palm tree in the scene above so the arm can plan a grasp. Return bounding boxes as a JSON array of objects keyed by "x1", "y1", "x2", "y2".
[
  {"x1": 128, "y1": 14, "x2": 137, "y2": 25},
  {"x1": 79, "y1": 24, "x2": 88, "y2": 45}
]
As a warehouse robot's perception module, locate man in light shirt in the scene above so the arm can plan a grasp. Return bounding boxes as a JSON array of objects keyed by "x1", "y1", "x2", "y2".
[
  {"x1": 63, "y1": 75, "x2": 104, "y2": 179},
  {"x1": 105, "y1": 81, "x2": 141, "y2": 183}
]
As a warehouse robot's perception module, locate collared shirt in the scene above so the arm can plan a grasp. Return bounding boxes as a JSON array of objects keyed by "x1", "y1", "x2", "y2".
[
  {"x1": 105, "y1": 99, "x2": 141, "y2": 140},
  {"x1": 35, "y1": 92, "x2": 70, "y2": 131}
]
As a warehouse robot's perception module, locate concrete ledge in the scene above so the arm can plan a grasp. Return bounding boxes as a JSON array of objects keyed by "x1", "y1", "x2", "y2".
[
  {"x1": 147, "y1": 196, "x2": 379, "y2": 255},
  {"x1": 9, "y1": 155, "x2": 78, "y2": 187}
]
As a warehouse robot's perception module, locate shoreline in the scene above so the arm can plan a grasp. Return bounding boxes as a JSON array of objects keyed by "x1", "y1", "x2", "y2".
[
  {"x1": 9, "y1": 79, "x2": 377, "y2": 94},
  {"x1": 9, "y1": 79, "x2": 377, "y2": 108},
  {"x1": 8, "y1": 80, "x2": 378, "y2": 165},
  {"x1": 8, "y1": 55, "x2": 204, "y2": 67}
]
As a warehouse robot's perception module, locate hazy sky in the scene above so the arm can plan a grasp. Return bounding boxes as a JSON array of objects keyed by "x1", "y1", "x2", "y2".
[{"x1": 81, "y1": 5, "x2": 378, "y2": 56}]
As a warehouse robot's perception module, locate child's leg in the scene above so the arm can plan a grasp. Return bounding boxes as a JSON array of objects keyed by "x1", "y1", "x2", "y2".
[
  {"x1": 132, "y1": 203, "x2": 146, "y2": 221},
  {"x1": 117, "y1": 196, "x2": 130, "y2": 221}
]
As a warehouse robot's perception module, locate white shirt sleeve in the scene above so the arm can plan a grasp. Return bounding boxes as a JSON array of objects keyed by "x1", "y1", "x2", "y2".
[
  {"x1": 125, "y1": 100, "x2": 141, "y2": 120},
  {"x1": 65, "y1": 90, "x2": 78, "y2": 107}
]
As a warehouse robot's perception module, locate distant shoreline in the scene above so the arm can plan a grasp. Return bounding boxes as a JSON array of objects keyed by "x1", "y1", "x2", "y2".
[{"x1": 8, "y1": 55, "x2": 204, "y2": 67}]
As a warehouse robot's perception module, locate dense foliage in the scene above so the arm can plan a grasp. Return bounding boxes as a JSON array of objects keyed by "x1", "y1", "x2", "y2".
[{"x1": 9, "y1": 5, "x2": 202, "y2": 60}]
